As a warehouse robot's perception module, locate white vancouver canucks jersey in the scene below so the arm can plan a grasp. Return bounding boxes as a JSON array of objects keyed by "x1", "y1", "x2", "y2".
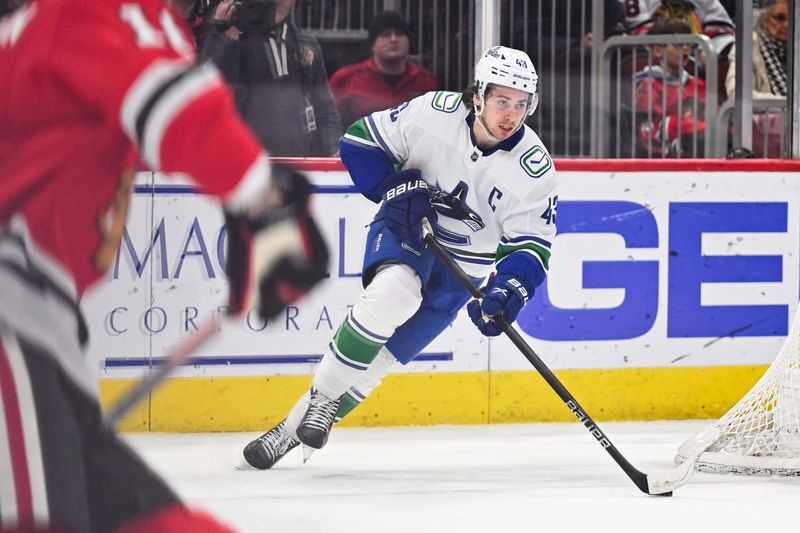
[{"x1": 347, "y1": 90, "x2": 557, "y2": 280}]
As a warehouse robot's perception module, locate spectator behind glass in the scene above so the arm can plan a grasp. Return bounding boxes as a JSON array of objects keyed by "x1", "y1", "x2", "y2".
[
  {"x1": 201, "y1": 0, "x2": 342, "y2": 156},
  {"x1": 621, "y1": 0, "x2": 735, "y2": 59},
  {"x1": 171, "y1": 0, "x2": 208, "y2": 48},
  {"x1": 724, "y1": 0, "x2": 788, "y2": 157},
  {"x1": 510, "y1": 0, "x2": 625, "y2": 157},
  {"x1": 725, "y1": 0, "x2": 788, "y2": 100},
  {"x1": 328, "y1": 10, "x2": 438, "y2": 128},
  {"x1": 634, "y1": 19, "x2": 707, "y2": 156}
]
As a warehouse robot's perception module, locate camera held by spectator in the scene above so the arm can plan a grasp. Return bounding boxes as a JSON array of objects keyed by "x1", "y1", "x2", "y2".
[
  {"x1": 232, "y1": 0, "x2": 276, "y2": 35},
  {"x1": 201, "y1": 0, "x2": 343, "y2": 156}
]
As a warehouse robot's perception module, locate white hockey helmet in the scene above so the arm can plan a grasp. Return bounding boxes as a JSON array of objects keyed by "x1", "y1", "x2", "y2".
[{"x1": 474, "y1": 46, "x2": 539, "y2": 116}]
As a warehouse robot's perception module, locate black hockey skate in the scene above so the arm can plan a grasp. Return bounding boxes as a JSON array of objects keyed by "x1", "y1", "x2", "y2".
[
  {"x1": 296, "y1": 388, "x2": 341, "y2": 449},
  {"x1": 243, "y1": 419, "x2": 300, "y2": 469}
]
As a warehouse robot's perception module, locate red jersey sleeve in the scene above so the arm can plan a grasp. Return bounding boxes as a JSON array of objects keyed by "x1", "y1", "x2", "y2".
[{"x1": 47, "y1": 0, "x2": 265, "y2": 202}]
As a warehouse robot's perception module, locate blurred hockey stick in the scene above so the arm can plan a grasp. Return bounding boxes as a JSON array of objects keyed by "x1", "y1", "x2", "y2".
[
  {"x1": 103, "y1": 316, "x2": 222, "y2": 426},
  {"x1": 104, "y1": 200, "x2": 329, "y2": 427},
  {"x1": 421, "y1": 218, "x2": 695, "y2": 496}
]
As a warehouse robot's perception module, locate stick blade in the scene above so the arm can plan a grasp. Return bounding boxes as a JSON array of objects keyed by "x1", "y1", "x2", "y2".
[{"x1": 645, "y1": 458, "x2": 695, "y2": 495}]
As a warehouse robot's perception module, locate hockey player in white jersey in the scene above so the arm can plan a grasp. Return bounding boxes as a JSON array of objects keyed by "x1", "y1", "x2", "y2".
[{"x1": 243, "y1": 46, "x2": 558, "y2": 469}]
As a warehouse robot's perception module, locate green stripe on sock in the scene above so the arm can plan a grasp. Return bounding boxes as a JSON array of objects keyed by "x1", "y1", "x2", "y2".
[
  {"x1": 335, "y1": 392, "x2": 361, "y2": 420},
  {"x1": 334, "y1": 318, "x2": 384, "y2": 365}
]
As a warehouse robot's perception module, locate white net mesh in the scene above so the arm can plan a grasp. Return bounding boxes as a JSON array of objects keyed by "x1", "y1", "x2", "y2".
[{"x1": 675, "y1": 308, "x2": 800, "y2": 476}]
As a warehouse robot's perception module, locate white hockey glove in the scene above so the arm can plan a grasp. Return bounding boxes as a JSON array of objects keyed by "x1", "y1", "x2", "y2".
[{"x1": 225, "y1": 164, "x2": 329, "y2": 320}]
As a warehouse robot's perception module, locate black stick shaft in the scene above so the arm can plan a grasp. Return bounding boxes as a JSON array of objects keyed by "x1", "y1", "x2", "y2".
[{"x1": 422, "y1": 225, "x2": 654, "y2": 495}]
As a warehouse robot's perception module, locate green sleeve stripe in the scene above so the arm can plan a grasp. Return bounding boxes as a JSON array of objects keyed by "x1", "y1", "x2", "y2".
[
  {"x1": 344, "y1": 118, "x2": 374, "y2": 143},
  {"x1": 496, "y1": 243, "x2": 551, "y2": 271}
]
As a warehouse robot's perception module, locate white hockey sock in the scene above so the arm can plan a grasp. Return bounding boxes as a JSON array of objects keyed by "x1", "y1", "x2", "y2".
[
  {"x1": 312, "y1": 263, "x2": 421, "y2": 400},
  {"x1": 336, "y1": 346, "x2": 398, "y2": 421},
  {"x1": 284, "y1": 388, "x2": 310, "y2": 439}
]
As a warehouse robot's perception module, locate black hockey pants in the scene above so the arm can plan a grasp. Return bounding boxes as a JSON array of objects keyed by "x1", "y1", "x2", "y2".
[{"x1": 0, "y1": 328, "x2": 179, "y2": 533}]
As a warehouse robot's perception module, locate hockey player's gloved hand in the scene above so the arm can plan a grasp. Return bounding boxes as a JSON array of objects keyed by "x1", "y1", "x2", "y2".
[
  {"x1": 467, "y1": 273, "x2": 530, "y2": 337},
  {"x1": 381, "y1": 169, "x2": 436, "y2": 248},
  {"x1": 225, "y1": 164, "x2": 329, "y2": 321}
]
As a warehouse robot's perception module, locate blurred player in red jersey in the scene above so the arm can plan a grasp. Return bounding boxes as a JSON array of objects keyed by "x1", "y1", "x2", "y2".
[{"x1": 0, "y1": 0, "x2": 328, "y2": 531}]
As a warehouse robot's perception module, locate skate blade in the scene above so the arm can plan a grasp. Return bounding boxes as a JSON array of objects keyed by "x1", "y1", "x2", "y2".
[
  {"x1": 234, "y1": 459, "x2": 260, "y2": 471},
  {"x1": 302, "y1": 444, "x2": 316, "y2": 464}
]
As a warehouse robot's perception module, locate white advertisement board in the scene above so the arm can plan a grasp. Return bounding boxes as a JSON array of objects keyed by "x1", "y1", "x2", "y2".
[{"x1": 83, "y1": 161, "x2": 800, "y2": 381}]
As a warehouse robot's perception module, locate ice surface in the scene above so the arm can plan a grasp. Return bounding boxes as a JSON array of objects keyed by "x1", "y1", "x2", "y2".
[{"x1": 124, "y1": 420, "x2": 800, "y2": 533}]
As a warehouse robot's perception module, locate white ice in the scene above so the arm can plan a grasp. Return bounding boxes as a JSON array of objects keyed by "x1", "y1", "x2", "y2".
[{"x1": 124, "y1": 420, "x2": 799, "y2": 533}]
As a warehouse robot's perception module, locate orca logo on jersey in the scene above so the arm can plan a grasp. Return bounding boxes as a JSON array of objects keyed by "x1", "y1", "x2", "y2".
[{"x1": 430, "y1": 181, "x2": 485, "y2": 232}]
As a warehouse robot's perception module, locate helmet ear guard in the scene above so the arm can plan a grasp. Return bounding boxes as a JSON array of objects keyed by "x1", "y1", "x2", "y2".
[
  {"x1": 527, "y1": 91, "x2": 539, "y2": 116},
  {"x1": 474, "y1": 46, "x2": 539, "y2": 116}
]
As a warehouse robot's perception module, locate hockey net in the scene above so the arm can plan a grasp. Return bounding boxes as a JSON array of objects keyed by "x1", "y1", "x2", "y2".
[{"x1": 675, "y1": 308, "x2": 800, "y2": 476}]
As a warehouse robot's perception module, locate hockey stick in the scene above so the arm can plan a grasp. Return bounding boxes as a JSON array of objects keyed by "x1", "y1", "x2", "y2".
[
  {"x1": 421, "y1": 218, "x2": 695, "y2": 496},
  {"x1": 103, "y1": 317, "x2": 222, "y2": 426},
  {"x1": 104, "y1": 208, "x2": 322, "y2": 427}
]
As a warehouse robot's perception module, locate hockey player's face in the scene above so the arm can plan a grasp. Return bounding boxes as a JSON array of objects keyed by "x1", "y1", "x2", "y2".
[{"x1": 477, "y1": 86, "x2": 529, "y2": 140}]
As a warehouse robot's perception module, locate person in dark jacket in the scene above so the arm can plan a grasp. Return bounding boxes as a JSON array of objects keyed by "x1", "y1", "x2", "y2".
[
  {"x1": 201, "y1": 0, "x2": 342, "y2": 156},
  {"x1": 329, "y1": 10, "x2": 439, "y2": 128}
]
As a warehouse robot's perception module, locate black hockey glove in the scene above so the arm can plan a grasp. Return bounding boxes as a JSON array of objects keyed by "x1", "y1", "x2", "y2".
[
  {"x1": 467, "y1": 272, "x2": 530, "y2": 337},
  {"x1": 225, "y1": 164, "x2": 329, "y2": 320},
  {"x1": 381, "y1": 168, "x2": 437, "y2": 249}
]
